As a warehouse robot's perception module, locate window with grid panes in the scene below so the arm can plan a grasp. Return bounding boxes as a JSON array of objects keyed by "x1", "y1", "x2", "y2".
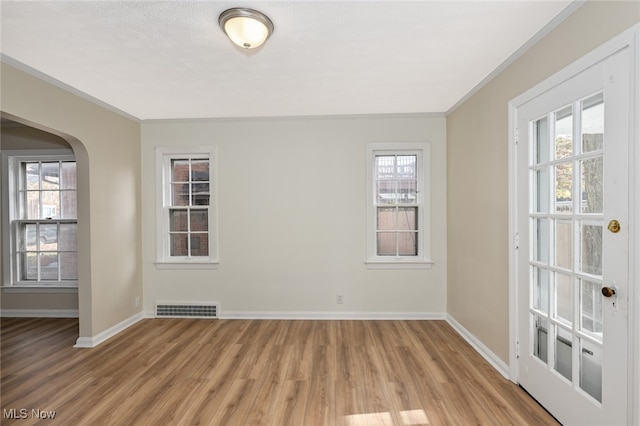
[
  {"x1": 156, "y1": 147, "x2": 217, "y2": 266},
  {"x1": 7, "y1": 156, "x2": 78, "y2": 287},
  {"x1": 366, "y1": 143, "x2": 431, "y2": 267}
]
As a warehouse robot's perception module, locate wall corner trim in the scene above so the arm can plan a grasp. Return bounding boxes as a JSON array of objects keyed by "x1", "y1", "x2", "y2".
[
  {"x1": 74, "y1": 312, "x2": 145, "y2": 348},
  {"x1": 446, "y1": 314, "x2": 510, "y2": 380}
]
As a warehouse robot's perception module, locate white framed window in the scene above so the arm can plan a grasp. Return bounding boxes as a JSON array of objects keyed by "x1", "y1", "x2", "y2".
[
  {"x1": 155, "y1": 147, "x2": 218, "y2": 268},
  {"x1": 366, "y1": 142, "x2": 432, "y2": 268},
  {"x1": 1, "y1": 152, "x2": 78, "y2": 291}
]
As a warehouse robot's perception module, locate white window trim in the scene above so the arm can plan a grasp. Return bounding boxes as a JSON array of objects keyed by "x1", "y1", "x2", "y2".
[
  {"x1": 155, "y1": 146, "x2": 219, "y2": 268},
  {"x1": 1, "y1": 150, "x2": 79, "y2": 293},
  {"x1": 365, "y1": 142, "x2": 433, "y2": 269}
]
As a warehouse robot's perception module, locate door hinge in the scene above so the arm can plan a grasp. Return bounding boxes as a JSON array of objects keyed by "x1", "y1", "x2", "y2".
[
  {"x1": 516, "y1": 340, "x2": 520, "y2": 359},
  {"x1": 514, "y1": 232, "x2": 520, "y2": 249},
  {"x1": 514, "y1": 128, "x2": 519, "y2": 144}
]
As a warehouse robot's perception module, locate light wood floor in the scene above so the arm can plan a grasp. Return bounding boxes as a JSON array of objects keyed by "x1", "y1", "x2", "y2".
[{"x1": 1, "y1": 318, "x2": 558, "y2": 425}]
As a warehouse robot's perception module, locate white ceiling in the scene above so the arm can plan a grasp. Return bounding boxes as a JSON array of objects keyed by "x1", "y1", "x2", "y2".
[{"x1": 1, "y1": 1, "x2": 575, "y2": 121}]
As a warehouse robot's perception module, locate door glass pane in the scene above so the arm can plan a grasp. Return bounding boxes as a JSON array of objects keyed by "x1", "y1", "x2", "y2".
[
  {"x1": 533, "y1": 168, "x2": 549, "y2": 213},
  {"x1": 533, "y1": 218, "x2": 549, "y2": 264},
  {"x1": 554, "y1": 220, "x2": 572, "y2": 270},
  {"x1": 533, "y1": 314, "x2": 548, "y2": 364},
  {"x1": 580, "y1": 339, "x2": 602, "y2": 402},
  {"x1": 580, "y1": 280, "x2": 603, "y2": 336},
  {"x1": 555, "y1": 273, "x2": 573, "y2": 324},
  {"x1": 581, "y1": 93, "x2": 604, "y2": 153},
  {"x1": 579, "y1": 222, "x2": 602, "y2": 276},
  {"x1": 555, "y1": 163, "x2": 573, "y2": 213},
  {"x1": 532, "y1": 266, "x2": 549, "y2": 313},
  {"x1": 580, "y1": 157, "x2": 603, "y2": 213},
  {"x1": 555, "y1": 326, "x2": 573, "y2": 381},
  {"x1": 533, "y1": 117, "x2": 549, "y2": 165},
  {"x1": 555, "y1": 105, "x2": 573, "y2": 159}
]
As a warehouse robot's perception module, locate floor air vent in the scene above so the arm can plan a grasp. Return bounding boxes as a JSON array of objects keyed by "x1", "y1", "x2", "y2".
[{"x1": 155, "y1": 303, "x2": 218, "y2": 319}]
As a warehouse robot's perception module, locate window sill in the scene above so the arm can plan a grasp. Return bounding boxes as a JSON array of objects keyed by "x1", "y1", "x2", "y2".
[
  {"x1": 365, "y1": 260, "x2": 434, "y2": 270},
  {"x1": 2, "y1": 285, "x2": 78, "y2": 294},
  {"x1": 154, "y1": 261, "x2": 219, "y2": 270}
]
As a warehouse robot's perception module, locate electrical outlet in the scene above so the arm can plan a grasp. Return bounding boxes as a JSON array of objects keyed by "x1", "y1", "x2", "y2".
[
  {"x1": 336, "y1": 293, "x2": 344, "y2": 304},
  {"x1": 135, "y1": 296, "x2": 140, "y2": 308}
]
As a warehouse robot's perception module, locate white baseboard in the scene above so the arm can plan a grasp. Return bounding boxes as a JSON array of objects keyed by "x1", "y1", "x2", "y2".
[
  {"x1": 0, "y1": 309, "x2": 79, "y2": 318},
  {"x1": 220, "y1": 311, "x2": 446, "y2": 320},
  {"x1": 74, "y1": 311, "x2": 145, "y2": 348},
  {"x1": 446, "y1": 314, "x2": 510, "y2": 379}
]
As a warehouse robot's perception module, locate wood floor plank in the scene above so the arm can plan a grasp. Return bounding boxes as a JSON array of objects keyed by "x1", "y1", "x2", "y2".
[{"x1": 0, "y1": 318, "x2": 559, "y2": 425}]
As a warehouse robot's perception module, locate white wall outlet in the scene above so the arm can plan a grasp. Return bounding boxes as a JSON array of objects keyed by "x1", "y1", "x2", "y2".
[{"x1": 336, "y1": 293, "x2": 344, "y2": 304}]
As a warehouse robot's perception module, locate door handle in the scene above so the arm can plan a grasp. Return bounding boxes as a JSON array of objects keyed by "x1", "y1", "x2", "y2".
[
  {"x1": 601, "y1": 286, "x2": 616, "y2": 298},
  {"x1": 607, "y1": 220, "x2": 621, "y2": 233}
]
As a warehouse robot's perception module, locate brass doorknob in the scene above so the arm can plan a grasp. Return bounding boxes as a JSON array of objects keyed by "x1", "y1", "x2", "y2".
[
  {"x1": 601, "y1": 287, "x2": 616, "y2": 298},
  {"x1": 608, "y1": 220, "x2": 621, "y2": 233}
]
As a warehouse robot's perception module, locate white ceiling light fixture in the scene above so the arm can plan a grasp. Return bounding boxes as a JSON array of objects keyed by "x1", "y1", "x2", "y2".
[{"x1": 219, "y1": 7, "x2": 274, "y2": 50}]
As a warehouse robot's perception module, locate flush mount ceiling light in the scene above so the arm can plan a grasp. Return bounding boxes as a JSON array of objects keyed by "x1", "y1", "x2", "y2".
[{"x1": 218, "y1": 7, "x2": 274, "y2": 49}]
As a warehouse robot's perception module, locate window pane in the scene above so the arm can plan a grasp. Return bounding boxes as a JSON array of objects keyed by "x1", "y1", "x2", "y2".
[
  {"x1": 190, "y1": 234, "x2": 209, "y2": 256},
  {"x1": 533, "y1": 168, "x2": 550, "y2": 213},
  {"x1": 398, "y1": 232, "x2": 417, "y2": 256},
  {"x1": 580, "y1": 222, "x2": 602, "y2": 276},
  {"x1": 555, "y1": 325, "x2": 573, "y2": 381},
  {"x1": 396, "y1": 155, "x2": 416, "y2": 178},
  {"x1": 25, "y1": 191, "x2": 40, "y2": 219},
  {"x1": 171, "y1": 183, "x2": 189, "y2": 206},
  {"x1": 40, "y1": 252, "x2": 59, "y2": 280},
  {"x1": 533, "y1": 314, "x2": 548, "y2": 364},
  {"x1": 580, "y1": 279, "x2": 603, "y2": 336},
  {"x1": 23, "y1": 224, "x2": 38, "y2": 251},
  {"x1": 555, "y1": 105, "x2": 573, "y2": 159},
  {"x1": 376, "y1": 181, "x2": 396, "y2": 204},
  {"x1": 60, "y1": 252, "x2": 78, "y2": 280},
  {"x1": 25, "y1": 163, "x2": 39, "y2": 189},
  {"x1": 59, "y1": 224, "x2": 77, "y2": 251},
  {"x1": 171, "y1": 160, "x2": 190, "y2": 182},
  {"x1": 40, "y1": 162, "x2": 60, "y2": 190},
  {"x1": 533, "y1": 117, "x2": 549, "y2": 165},
  {"x1": 377, "y1": 232, "x2": 396, "y2": 256},
  {"x1": 170, "y1": 210, "x2": 188, "y2": 232},
  {"x1": 397, "y1": 207, "x2": 417, "y2": 231},
  {"x1": 21, "y1": 252, "x2": 38, "y2": 280},
  {"x1": 581, "y1": 93, "x2": 604, "y2": 153},
  {"x1": 192, "y1": 183, "x2": 210, "y2": 206},
  {"x1": 41, "y1": 191, "x2": 60, "y2": 219},
  {"x1": 580, "y1": 339, "x2": 602, "y2": 402},
  {"x1": 555, "y1": 273, "x2": 573, "y2": 324},
  {"x1": 61, "y1": 162, "x2": 77, "y2": 189},
  {"x1": 191, "y1": 160, "x2": 209, "y2": 181},
  {"x1": 581, "y1": 157, "x2": 603, "y2": 214},
  {"x1": 532, "y1": 266, "x2": 549, "y2": 313},
  {"x1": 61, "y1": 191, "x2": 77, "y2": 219},
  {"x1": 170, "y1": 234, "x2": 188, "y2": 256},
  {"x1": 377, "y1": 207, "x2": 396, "y2": 231},
  {"x1": 397, "y1": 180, "x2": 417, "y2": 204},
  {"x1": 39, "y1": 224, "x2": 58, "y2": 251},
  {"x1": 190, "y1": 210, "x2": 208, "y2": 232},
  {"x1": 533, "y1": 218, "x2": 549, "y2": 264},
  {"x1": 554, "y1": 219, "x2": 572, "y2": 270},
  {"x1": 555, "y1": 163, "x2": 573, "y2": 213},
  {"x1": 375, "y1": 156, "x2": 395, "y2": 179}
]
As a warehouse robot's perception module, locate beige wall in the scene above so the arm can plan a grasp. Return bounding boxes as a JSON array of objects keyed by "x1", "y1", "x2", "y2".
[
  {"x1": 1, "y1": 62, "x2": 142, "y2": 337},
  {"x1": 447, "y1": 1, "x2": 640, "y2": 362},
  {"x1": 141, "y1": 116, "x2": 447, "y2": 315},
  {"x1": 1, "y1": 124, "x2": 79, "y2": 312}
]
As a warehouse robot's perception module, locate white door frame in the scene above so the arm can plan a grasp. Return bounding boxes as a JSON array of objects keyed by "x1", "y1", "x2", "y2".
[{"x1": 508, "y1": 24, "x2": 640, "y2": 424}]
